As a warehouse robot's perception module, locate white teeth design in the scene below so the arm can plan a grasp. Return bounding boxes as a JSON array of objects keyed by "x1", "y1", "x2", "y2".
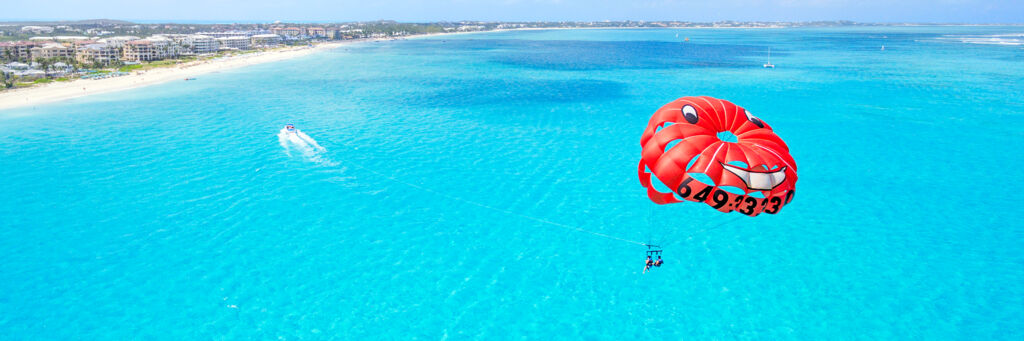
[{"x1": 721, "y1": 163, "x2": 786, "y2": 190}]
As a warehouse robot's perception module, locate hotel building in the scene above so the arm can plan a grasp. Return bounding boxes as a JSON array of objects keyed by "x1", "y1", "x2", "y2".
[
  {"x1": 250, "y1": 34, "x2": 282, "y2": 48},
  {"x1": 187, "y1": 35, "x2": 218, "y2": 54},
  {"x1": 271, "y1": 27, "x2": 302, "y2": 38},
  {"x1": 0, "y1": 41, "x2": 42, "y2": 61},
  {"x1": 157, "y1": 34, "x2": 218, "y2": 55},
  {"x1": 29, "y1": 43, "x2": 75, "y2": 60},
  {"x1": 215, "y1": 36, "x2": 251, "y2": 50},
  {"x1": 306, "y1": 27, "x2": 326, "y2": 37},
  {"x1": 122, "y1": 37, "x2": 177, "y2": 62},
  {"x1": 76, "y1": 43, "x2": 120, "y2": 65},
  {"x1": 97, "y1": 36, "x2": 141, "y2": 48}
]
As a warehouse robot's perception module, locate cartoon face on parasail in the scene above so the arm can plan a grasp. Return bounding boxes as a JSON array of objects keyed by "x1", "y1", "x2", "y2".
[{"x1": 638, "y1": 96, "x2": 797, "y2": 216}]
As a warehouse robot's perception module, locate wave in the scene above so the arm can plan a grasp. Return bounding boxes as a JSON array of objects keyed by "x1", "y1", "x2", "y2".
[{"x1": 937, "y1": 33, "x2": 1024, "y2": 46}]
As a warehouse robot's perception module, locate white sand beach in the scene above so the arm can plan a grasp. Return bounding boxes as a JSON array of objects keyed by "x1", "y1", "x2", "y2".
[{"x1": 0, "y1": 41, "x2": 352, "y2": 111}]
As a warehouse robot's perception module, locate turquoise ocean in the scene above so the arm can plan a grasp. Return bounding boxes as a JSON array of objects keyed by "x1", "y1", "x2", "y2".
[{"x1": 2, "y1": 27, "x2": 1023, "y2": 339}]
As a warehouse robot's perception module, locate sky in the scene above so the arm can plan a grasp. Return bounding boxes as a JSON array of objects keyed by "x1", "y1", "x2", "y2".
[{"x1": 3, "y1": 0, "x2": 1022, "y2": 24}]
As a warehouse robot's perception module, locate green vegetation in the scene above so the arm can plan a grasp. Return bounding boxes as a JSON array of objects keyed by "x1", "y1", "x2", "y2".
[
  {"x1": 146, "y1": 59, "x2": 180, "y2": 68},
  {"x1": 109, "y1": 56, "x2": 205, "y2": 73},
  {"x1": 118, "y1": 64, "x2": 143, "y2": 72}
]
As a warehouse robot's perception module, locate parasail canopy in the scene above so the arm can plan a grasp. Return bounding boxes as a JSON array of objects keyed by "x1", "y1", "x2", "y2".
[{"x1": 638, "y1": 96, "x2": 797, "y2": 216}]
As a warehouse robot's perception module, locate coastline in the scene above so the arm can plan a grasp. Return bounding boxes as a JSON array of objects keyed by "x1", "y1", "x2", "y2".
[
  {"x1": 0, "y1": 40, "x2": 361, "y2": 112},
  {"x1": 2, "y1": 24, "x2": 972, "y2": 112}
]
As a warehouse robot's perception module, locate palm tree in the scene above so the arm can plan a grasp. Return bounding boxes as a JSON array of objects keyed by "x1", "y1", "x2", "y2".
[
  {"x1": 69, "y1": 57, "x2": 80, "y2": 74},
  {"x1": 37, "y1": 57, "x2": 52, "y2": 78}
]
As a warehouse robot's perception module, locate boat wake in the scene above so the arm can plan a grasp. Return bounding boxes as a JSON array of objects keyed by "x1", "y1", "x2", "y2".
[{"x1": 278, "y1": 127, "x2": 335, "y2": 166}]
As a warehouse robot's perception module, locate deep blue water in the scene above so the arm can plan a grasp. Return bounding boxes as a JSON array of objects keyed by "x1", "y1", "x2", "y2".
[{"x1": 1, "y1": 27, "x2": 1023, "y2": 339}]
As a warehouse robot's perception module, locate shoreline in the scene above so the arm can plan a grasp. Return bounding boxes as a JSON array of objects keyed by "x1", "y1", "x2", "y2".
[
  {"x1": 1, "y1": 25, "x2": 991, "y2": 112},
  {"x1": 0, "y1": 30, "x2": 492, "y2": 112},
  {"x1": 0, "y1": 39, "x2": 379, "y2": 112}
]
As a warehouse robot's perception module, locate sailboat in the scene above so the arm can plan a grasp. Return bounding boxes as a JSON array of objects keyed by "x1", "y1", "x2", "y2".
[{"x1": 763, "y1": 48, "x2": 775, "y2": 68}]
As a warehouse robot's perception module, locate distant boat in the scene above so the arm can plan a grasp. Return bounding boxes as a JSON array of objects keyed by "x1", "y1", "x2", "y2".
[
  {"x1": 184, "y1": 77, "x2": 196, "y2": 81},
  {"x1": 881, "y1": 45, "x2": 885, "y2": 51},
  {"x1": 763, "y1": 48, "x2": 775, "y2": 68}
]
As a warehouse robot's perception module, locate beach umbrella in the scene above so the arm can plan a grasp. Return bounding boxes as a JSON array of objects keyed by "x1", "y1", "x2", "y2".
[{"x1": 638, "y1": 96, "x2": 797, "y2": 216}]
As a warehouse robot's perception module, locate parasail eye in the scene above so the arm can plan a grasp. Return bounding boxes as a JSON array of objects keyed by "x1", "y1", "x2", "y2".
[
  {"x1": 681, "y1": 105, "x2": 698, "y2": 124},
  {"x1": 745, "y1": 110, "x2": 764, "y2": 128}
]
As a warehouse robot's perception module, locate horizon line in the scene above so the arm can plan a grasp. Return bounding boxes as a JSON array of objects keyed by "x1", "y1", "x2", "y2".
[{"x1": 2, "y1": 19, "x2": 1022, "y2": 25}]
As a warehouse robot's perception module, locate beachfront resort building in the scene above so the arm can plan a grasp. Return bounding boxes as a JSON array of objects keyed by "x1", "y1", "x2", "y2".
[
  {"x1": 76, "y1": 43, "x2": 120, "y2": 65},
  {"x1": 29, "y1": 43, "x2": 75, "y2": 60},
  {"x1": 156, "y1": 34, "x2": 218, "y2": 55},
  {"x1": 250, "y1": 34, "x2": 282, "y2": 48},
  {"x1": 271, "y1": 27, "x2": 303, "y2": 38},
  {"x1": 122, "y1": 38, "x2": 178, "y2": 62},
  {"x1": 97, "y1": 36, "x2": 140, "y2": 48},
  {"x1": 216, "y1": 36, "x2": 251, "y2": 50},
  {"x1": 306, "y1": 27, "x2": 326, "y2": 37},
  {"x1": 187, "y1": 35, "x2": 218, "y2": 54},
  {"x1": 0, "y1": 41, "x2": 42, "y2": 61},
  {"x1": 122, "y1": 40, "x2": 157, "y2": 62}
]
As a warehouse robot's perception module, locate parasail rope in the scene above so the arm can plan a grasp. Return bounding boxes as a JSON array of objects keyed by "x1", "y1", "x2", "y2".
[
  {"x1": 343, "y1": 161, "x2": 650, "y2": 247},
  {"x1": 665, "y1": 214, "x2": 747, "y2": 249}
]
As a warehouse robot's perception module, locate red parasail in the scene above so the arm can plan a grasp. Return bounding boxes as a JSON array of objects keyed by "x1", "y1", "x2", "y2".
[{"x1": 638, "y1": 96, "x2": 797, "y2": 216}]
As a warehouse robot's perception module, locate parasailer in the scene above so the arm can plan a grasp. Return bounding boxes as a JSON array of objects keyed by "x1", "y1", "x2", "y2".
[
  {"x1": 637, "y1": 96, "x2": 798, "y2": 266},
  {"x1": 644, "y1": 244, "x2": 663, "y2": 273}
]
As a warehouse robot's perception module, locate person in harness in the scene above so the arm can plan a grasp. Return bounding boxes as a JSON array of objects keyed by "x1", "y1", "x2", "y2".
[{"x1": 644, "y1": 245, "x2": 662, "y2": 273}]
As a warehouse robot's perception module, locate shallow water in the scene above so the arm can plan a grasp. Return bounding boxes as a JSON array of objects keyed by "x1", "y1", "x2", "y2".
[{"x1": 1, "y1": 27, "x2": 1023, "y2": 339}]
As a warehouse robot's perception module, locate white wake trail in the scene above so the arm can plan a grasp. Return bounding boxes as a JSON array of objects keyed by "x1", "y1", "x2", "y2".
[{"x1": 278, "y1": 128, "x2": 335, "y2": 166}]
